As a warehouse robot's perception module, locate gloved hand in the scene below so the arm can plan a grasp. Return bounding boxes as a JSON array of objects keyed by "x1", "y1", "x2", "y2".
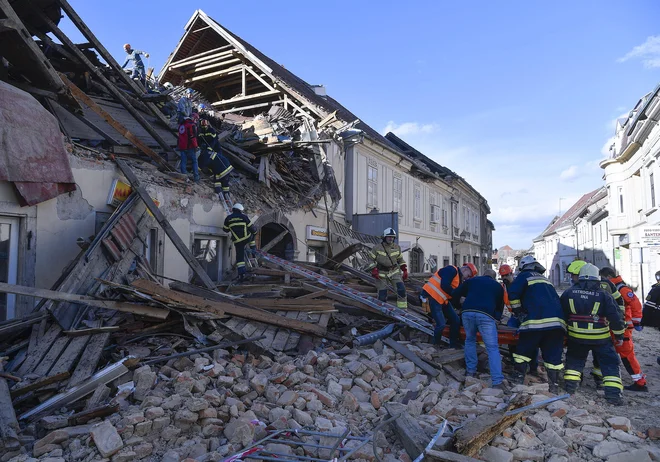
[
  {"x1": 371, "y1": 268, "x2": 380, "y2": 279},
  {"x1": 401, "y1": 264, "x2": 408, "y2": 281},
  {"x1": 634, "y1": 325, "x2": 643, "y2": 332},
  {"x1": 614, "y1": 335, "x2": 624, "y2": 347}
]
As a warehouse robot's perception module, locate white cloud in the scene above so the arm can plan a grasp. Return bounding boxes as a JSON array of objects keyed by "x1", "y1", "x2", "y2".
[
  {"x1": 382, "y1": 121, "x2": 438, "y2": 136},
  {"x1": 560, "y1": 165, "x2": 580, "y2": 181},
  {"x1": 618, "y1": 36, "x2": 660, "y2": 68}
]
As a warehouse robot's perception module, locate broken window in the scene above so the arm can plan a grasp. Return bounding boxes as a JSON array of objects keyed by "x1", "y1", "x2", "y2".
[
  {"x1": 393, "y1": 176, "x2": 402, "y2": 215},
  {"x1": 414, "y1": 185, "x2": 421, "y2": 220},
  {"x1": 193, "y1": 235, "x2": 223, "y2": 282},
  {"x1": 367, "y1": 164, "x2": 378, "y2": 208}
]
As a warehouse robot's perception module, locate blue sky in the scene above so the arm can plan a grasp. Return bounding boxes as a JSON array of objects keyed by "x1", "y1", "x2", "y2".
[{"x1": 60, "y1": 1, "x2": 660, "y2": 249}]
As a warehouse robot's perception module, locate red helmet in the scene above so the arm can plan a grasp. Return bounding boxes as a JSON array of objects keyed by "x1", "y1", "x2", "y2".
[
  {"x1": 463, "y1": 263, "x2": 478, "y2": 278},
  {"x1": 499, "y1": 264, "x2": 512, "y2": 276}
]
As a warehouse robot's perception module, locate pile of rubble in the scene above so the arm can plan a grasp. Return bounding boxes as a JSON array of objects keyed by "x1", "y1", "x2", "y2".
[{"x1": 3, "y1": 334, "x2": 660, "y2": 462}]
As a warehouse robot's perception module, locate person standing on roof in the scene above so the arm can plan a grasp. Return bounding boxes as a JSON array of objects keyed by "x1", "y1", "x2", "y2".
[
  {"x1": 223, "y1": 204, "x2": 257, "y2": 282},
  {"x1": 452, "y1": 269, "x2": 505, "y2": 388},
  {"x1": 198, "y1": 119, "x2": 234, "y2": 199},
  {"x1": 177, "y1": 116, "x2": 199, "y2": 183},
  {"x1": 599, "y1": 267, "x2": 648, "y2": 392},
  {"x1": 421, "y1": 262, "x2": 477, "y2": 347},
  {"x1": 121, "y1": 44, "x2": 149, "y2": 82},
  {"x1": 561, "y1": 263, "x2": 626, "y2": 405},
  {"x1": 507, "y1": 255, "x2": 566, "y2": 392},
  {"x1": 365, "y1": 228, "x2": 408, "y2": 310}
]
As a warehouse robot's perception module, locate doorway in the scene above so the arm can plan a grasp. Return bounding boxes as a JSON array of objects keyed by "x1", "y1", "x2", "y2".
[
  {"x1": 0, "y1": 217, "x2": 19, "y2": 320},
  {"x1": 410, "y1": 246, "x2": 424, "y2": 273},
  {"x1": 260, "y1": 223, "x2": 294, "y2": 260}
]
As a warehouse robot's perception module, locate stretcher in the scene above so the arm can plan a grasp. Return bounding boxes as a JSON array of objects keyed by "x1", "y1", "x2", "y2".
[{"x1": 441, "y1": 324, "x2": 520, "y2": 345}]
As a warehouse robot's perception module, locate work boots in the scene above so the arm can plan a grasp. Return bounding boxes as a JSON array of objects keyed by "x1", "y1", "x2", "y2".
[
  {"x1": 606, "y1": 394, "x2": 624, "y2": 406},
  {"x1": 624, "y1": 382, "x2": 649, "y2": 392},
  {"x1": 510, "y1": 363, "x2": 528, "y2": 385},
  {"x1": 591, "y1": 372, "x2": 603, "y2": 390},
  {"x1": 564, "y1": 381, "x2": 578, "y2": 395},
  {"x1": 547, "y1": 370, "x2": 561, "y2": 395}
]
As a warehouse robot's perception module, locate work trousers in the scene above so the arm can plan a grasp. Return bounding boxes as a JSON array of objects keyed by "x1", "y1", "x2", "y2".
[
  {"x1": 463, "y1": 312, "x2": 503, "y2": 385},
  {"x1": 179, "y1": 149, "x2": 199, "y2": 181},
  {"x1": 234, "y1": 240, "x2": 247, "y2": 276},
  {"x1": 507, "y1": 316, "x2": 539, "y2": 373},
  {"x1": 593, "y1": 335, "x2": 646, "y2": 385},
  {"x1": 513, "y1": 329, "x2": 564, "y2": 375},
  {"x1": 425, "y1": 293, "x2": 460, "y2": 347},
  {"x1": 565, "y1": 341, "x2": 622, "y2": 401},
  {"x1": 200, "y1": 148, "x2": 233, "y2": 194},
  {"x1": 375, "y1": 272, "x2": 407, "y2": 309}
]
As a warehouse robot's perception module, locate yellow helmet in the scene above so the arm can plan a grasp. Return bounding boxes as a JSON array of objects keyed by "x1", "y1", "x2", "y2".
[{"x1": 567, "y1": 260, "x2": 587, "y2": 275}]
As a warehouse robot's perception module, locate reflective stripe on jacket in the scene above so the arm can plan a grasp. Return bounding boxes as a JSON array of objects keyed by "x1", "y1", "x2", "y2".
[
  {"x1": 365, "y1": 242, "x2": 405, "y2": 275},
  {"x1": 507, "y1": 270, "x2": 566, "y2": 332},
  {"x1": 612, "y1": 276, "x2": 643, "y2": 327},
  {"x1": 223, "y1": 212, "x2": 256, "y2": 244},
  {"x1": 423, "y1": 265, "x2": 460, "y2": 305}
]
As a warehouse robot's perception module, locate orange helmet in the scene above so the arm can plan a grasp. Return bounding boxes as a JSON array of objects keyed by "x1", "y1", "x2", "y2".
[
  {"x1": 200, "y1": 118, "x2": 209, "y2": 127},
  {"x1": 499, "y1": 264, "x2": 512, "y2": 276},
  {"x1": 463, "y1": 262, "x2": 478, "y2": 278},
  {"x1": 123, "y1": 43, "x2": 131, "y2": 50}
]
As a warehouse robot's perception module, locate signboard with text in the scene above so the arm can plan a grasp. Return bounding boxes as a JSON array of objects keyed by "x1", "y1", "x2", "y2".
[
  {"x1": 306, "y1": 225, "x2": 328, "y2": 242},
  {"x1": 641, "y1": 226, "x2": 660, "y2": 247}
]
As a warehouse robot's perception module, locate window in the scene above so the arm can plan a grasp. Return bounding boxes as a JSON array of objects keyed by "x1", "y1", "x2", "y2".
[
  {"x1": 442, "y1": 198, "x2": 448, "y2": 231},
  {"x1": 367, "y1": 164, "x2": 378, "y2": 208},
  {"x1": 463, "y1": 255, "x2": 467, "y2": 264},
  {"x1": 605, "y1": 221, "x2": 608, "y2": 240},
  {"x1": 393, "y1": 176, "x2": 402, "y2": 214},
  {"x1": 430, "y1": 193, "x2": 440, "y2": 223},
  {"x1": 651, "y1": 173, "x2": 656, "y2": 208},
  {"x1": 465, "y1": 207, "x2": 470, "y2": 232},
  {"x1": 618, "y1": 186, "x2": 624, "y2": 213},
  {"x1": 414, "y1": 185, "x2": 421, "y2": 220},
  {"x1": 473, "y1": 212, "x2": 478, "y2": 235},
  {"x1": 473, "y1": 256, "x2": 479, "y2": 268},
  {"x1": 144, "y1": 228, "x2": 160, "y2": 271},
  {"x1": 193, "y1": 235, "x2": 225, "y2": 282},
  {"x1": 452, "y1": 203, "x2": 458, "y2": 236},
  {"x1": 0, "y1": 217, "x2": 18, "y2": 320},
  {"x1": 443, "y1": 256, "x2": 450, "y2": 267},
  {"x1": 454, "y1": 253, "x2": 460, "y2": 266},
  {"x1": 429, "y1": 255, "x2": 438, "y2": 272}
]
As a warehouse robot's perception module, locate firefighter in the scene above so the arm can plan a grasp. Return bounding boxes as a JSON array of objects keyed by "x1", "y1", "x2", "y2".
[
  {"x1": 561, "y1": 263, "x2": 626, "y2": 405},
  {"x1": 421, "y1": 262, "x2": 477, "y2": 347},
  {"x1": 599, "y1": 267, "x2": 648, "y2": 391},
  {"x1": 642, "y1": 270, "x2": 660, "y2": 328},
  {"x1": 365, "y1": 228, "x2": 408, "y2": 310},
  {"x1": 223, "y1": 204, "x2": 256, "y2": 282},
  {"x1": 197, "y1": 119, "x2": 234, "y2": 198},
  {"x1": 507, "y1": 255, "x2": 565, "y2": 392}
]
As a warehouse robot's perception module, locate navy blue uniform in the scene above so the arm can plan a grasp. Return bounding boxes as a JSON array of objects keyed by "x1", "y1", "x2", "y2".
[
  {"x1": 560, "y1": 279, "x2": 626, "y2": 401},
  {"x1": 223, "y1": 212, "x2": 256, "y2": 277},
  {"x1": 198, "y1": 125, "x2": 233, "y2": 194}
]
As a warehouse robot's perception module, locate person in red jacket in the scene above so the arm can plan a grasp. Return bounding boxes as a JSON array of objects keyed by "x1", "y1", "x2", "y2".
[
  {"x1": 599, "y1": 267, "x2": 648, "y2": 392},
  {"x1": 177, "y1": 116, "x2": 199, "y2": 182}
]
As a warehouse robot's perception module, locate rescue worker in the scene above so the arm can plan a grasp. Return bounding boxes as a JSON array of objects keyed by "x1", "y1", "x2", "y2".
[
  {"x1": 121, "y1": 44, "x2": 149, "y2": 82},
  {"x1": 421, "y1": 262, "x2": 477, "y2": 347},
  {"x1": 223, "y1": 204, "x2": 256, "y2": 282},
  {"x1": 177, "y1": 89, "x2": 194, "y2": 124},
  {"x1": 560, "y1": 263, "x2": 626, "y2": 405},
  {"x1": 507, "y1": 255, "x2": 565, "y2": 392},
  {"x1": 502, "y1": 264, "x2": 539, "y2": 375},
  {"x1": 642, "y1": 270, "x2": 660, "y2": 328},
  {"x1": 452, "y1": 269, "x2": 505, "y2": 387},
  {"x1": 197, "y1": 119, "x2": 234, "y2": 198},
  {"x1": 599, "y1": 267, "x2": 648, "y2": 391},
  {"x1": 365, "y1": 228, "x2": 408, "y2": 310},
  {"x1": 177, "y1": 116, "x2": 199, "y2": 182}
]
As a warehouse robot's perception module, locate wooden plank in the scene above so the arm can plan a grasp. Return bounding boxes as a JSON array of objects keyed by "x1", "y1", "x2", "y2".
[
  {"x1": 383, "y1": 338, "x2": 440, "y2": 377},
  {"x1": 67, "y1": 333, "x2": 112, "y2": 388},
  {"x1": 17, "y1": 324, "x2": 62, "y2": 376},
  {"x1": 49, "y1": 335, "x2": 91, "y2": 376},
  {"x1": 237, "y1": 298, "x2": 333, "y2": 308},
  {"x1": 270, "y1": 310, "x2": 290, "y2": 351},
  {"x1": 385, "y1": 404, "x2": 429, "y2": 460},
  {"x1": 260, "y1": 229, "x2": 289, "y2": 254},
  {"x1": 0, "y1": 362, "x2": 19, "y2": 450},
  {"x1": 454, "y1": 394, "x2": 531, "y2": 457},
  {"x1": 321, "y1": 243, "x2": 365, "y2": 269},
  {"x1": 253, "y1": 305, "x2": 334, "y2": 312},
  {"x1": 0, "y1": 315, "x2": 48, "y2": 337},
  {"x1": 63, "y1": 327, "x2": 119, "y2": 337},
  {"x1": 295, "y1": 289, "x2": 329, "y2": 300},
  {"x1": 116, "y1": 159, "x2": 217, "y2": 290},
  {"x1": 259, "y1": 325, "x2": 278, "y2": 349},
  {"x1": 168, "y1": 281, "x2": 240, "y2": 301},
  {"x1": 168, "y1": 46, "x2": 233, "y2": 67},
  {"x1": 283, "y1": 311, "x2": 303, "y2": 351},
  {"x1": 131, "y1": 279, "x2": 327, "y2": 337},
  {"x1": 240, "y1": 322, "x2": 260, "y2": 338},
  {"x1": 10, "y1": 372, "x2": 70, "y2": 398},
  {"x1": 0, "y1": 282, "x2": 169, "y2": 320},
  {"x1": 318, "y1": 313, "x2": 331, "y2": 329},
  {"x1": 211, "y1": 89, "x2": 279, "y2": 106},
  {"x1": 299, "y1": 283, "x2": 380, "y2": 314},
  {"x1": 425, "y1": 450, "x2": 482, "y2": 462},
  {"x1": 187, "y1": 64, "x2": 244, "y2": 83},
  {"x1": 32, "y1": 337, "x2": 70, "y2": 377}
]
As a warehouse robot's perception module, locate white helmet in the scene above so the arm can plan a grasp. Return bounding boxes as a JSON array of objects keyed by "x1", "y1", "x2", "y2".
[
  {"x1": 232, "y1": 203, "x2": 244, "y2": 212},
  {"x1": 383, "y1": 228, "x2": 397, "y2": 238},
  {"x1": 519, "y1": 255, "x2": 537, "y2": 270},
  {"x1": 578, "y1": 263, "x2": 600, "y2": 280}
]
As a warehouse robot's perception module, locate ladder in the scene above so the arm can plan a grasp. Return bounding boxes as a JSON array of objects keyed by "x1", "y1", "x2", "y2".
[
  {"x1": 220, "y1": 191, "x2": 234, "y2": 215},
  {"x1": 256, "y1": 250, "x2": 435, "y2": 336}
]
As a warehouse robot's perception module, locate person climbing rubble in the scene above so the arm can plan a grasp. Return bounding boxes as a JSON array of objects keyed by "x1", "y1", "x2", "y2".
[
  {"x1": 121, "y1": 43, "x2": 149, "y2": 83},
  {"x1": 177, "y1": 116, "x2": 199, "y2": 182},
  {"x1": 420, "y1": 262, "x2": 477, "y2": 347},
  {"x1": 177, "y1": 88, "x2": 194, "y2": 124},
  {"x1": 600, "y1": 266, "x2": 648, "y2": 392},
  {"x1": 223, "y1": 203, "x2": 257, "y2": 282},
  {"x1": 507, "y1": 255, "x2": 565, "y2": 392},
  {"x1": 198, "y1": 119, "x2": 234, "y2": 199},
  {"x1": 365, "y1": 228, "x2": 408, "y2": 310},
  {"x1": 560, "y1": 263, "x2": 626, "y2": 405}
]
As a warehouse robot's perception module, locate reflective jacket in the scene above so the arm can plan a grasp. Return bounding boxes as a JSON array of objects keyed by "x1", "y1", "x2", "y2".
[
  {"x1": 609, "y1": 276, "x2": 642, "y2": 329},
  {"x1": 423, "y1": 265, "x2": 461, "y2": 305},
  {"x1": 507, "y1": 270, "x2": 565, "y2": 332},
  {"x1": 365, "y1": 242, "x2": 405, "y2": 277},
  {"x1": 198, "y1": 150, "x2": 233, "y2": 193},
  {"x1": 223, "y1": 212, "x2": 256, "y2": 244},
  {"x1": 600, "y1": 277, "x2": 624, "y2": 313},
  {"x1": 452, "y1": 276, "x2": 505, "y2": 321},
  {"x1": 643, "y1": 282, "x2": 660, "y2": 327},
  {"x1": 560, "y1": 280, "x2": 626, "y2": 344},
  {"x1": 198, "y1": 125, "x2": 221, "y2": 152}
]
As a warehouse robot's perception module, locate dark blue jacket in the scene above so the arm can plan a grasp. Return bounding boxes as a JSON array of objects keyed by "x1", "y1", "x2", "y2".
[
  {"x1": 452, "y1": 276, "x2": 504, "y2": 321},
  {"x1": 508, "y1": 270, "x2": 565, "y2": 332}
]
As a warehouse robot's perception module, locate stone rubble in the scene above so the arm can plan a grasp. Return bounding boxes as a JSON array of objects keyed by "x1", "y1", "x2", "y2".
[{"x1": 5, "y1": 338, "x2": 659, "y2": 462}]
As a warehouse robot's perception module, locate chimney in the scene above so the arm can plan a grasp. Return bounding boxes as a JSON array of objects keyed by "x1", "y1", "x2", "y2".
[{"x1": 311, "y1": 85, "x2": 326, "y2": 96}]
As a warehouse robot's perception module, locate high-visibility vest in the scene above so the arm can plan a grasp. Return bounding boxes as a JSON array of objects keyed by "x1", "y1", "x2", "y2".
[{"x1": 423, "y1": 266, "x2": 459, "y2": 305}]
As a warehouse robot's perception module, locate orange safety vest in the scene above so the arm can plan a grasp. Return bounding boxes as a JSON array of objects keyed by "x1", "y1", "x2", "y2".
[
  {"x1": 423, "y1": 266, "x2": 460, "y2": 305},
  {"x1": 501, "y1": 283, "x2": 511, "y2": 311}
]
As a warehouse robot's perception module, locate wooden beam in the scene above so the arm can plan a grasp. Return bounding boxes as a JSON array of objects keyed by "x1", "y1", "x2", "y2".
[
  {"x1": 244, "y1": 65, "x2": 277, "y2": 92},
  {"x1": 217, "y1": 102, "x2": 271, "y2": 115},
  {"x1": 61, "y1": 75, "x2": 171, "y2": 170},
  {"x1": 131, "y1": 279, "x2": 327, "y2": 337},
  {"x1": 0, "y1": 362, "x2": 19, "y2": 450},
  {"x1": 55, "y1": 0, "x2": 172, "y2": 129},
  {"x1": 33, "y1": 10, "x2": 176, "y2": 162},
  {"x1": 383, "y1": 338, "x2": 440, "y2": 377},
  {"x1": 10, "y1": 372, "x2": 70, "y2": 398},
  {"x1": 168, "y1": 46, "x2": 233, "y2": 68},
  {"x1": 0, "y1": 282, "x2": 170, "y2": 320},
  {"x1": 321, "y1": 243, "x2": 365, "y2": 269},
  {"x1": 187, "y1": 57, "x2": 242, "y2": 75},
  {"x1": 186, "y1": 64, "x2": 245, "y2": 83},
  {"x1": 425, "y1": 450, "x2": 482, "y2": 462},
  {"x1": 260, "y1": 229, "x2": 289, "y2": 253},
  {"x1": 211, "y1": 89, "x2": 279, "y2": 107},
  {"x1": 386, "y1": 404, "x2": 429, "y2": 460},
  {"x1": 115, "y1": 159, "x2": 217, "y2": 290},
  {"x1": 241, "y1": 66, "x2": 246, "y2": 96},
  {"x1": 63, "y1": 327, "x2": 120, "y2": 337},
  {"x1": 236, "y1": 298, "x2": 334, "y2": 309}
]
